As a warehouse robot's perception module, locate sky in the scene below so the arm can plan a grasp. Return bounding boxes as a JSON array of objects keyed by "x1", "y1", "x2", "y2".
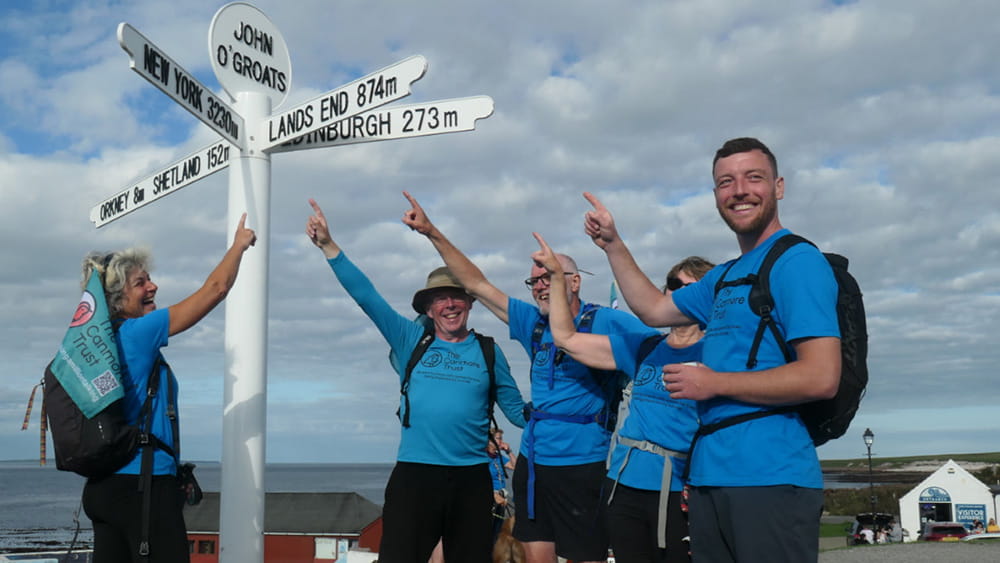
[{"x1": 2, "y1": 0, "x2": 999, "y2": 465}]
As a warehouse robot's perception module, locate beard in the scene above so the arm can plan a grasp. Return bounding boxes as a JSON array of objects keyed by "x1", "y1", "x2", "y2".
[{"x1": 718, "y1": 194, "x2": 779, "y2": 237}]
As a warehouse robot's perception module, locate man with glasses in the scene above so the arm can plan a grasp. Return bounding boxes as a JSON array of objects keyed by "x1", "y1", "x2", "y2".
[{"x1": 402, "y1": 192, "x2": 648, "y2": 563}]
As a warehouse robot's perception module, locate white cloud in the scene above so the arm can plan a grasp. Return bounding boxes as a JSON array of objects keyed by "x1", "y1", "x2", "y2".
[{"x1": 3, "y1": 0, "x2": 1000, "y2": 468}]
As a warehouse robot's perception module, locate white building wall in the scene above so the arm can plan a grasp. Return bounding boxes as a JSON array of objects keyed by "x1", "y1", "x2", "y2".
[{"x1": 898, "y1": 459, "x2": 995, "y2": 542}]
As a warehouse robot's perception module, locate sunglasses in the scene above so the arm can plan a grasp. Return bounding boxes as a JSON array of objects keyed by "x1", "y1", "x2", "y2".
[{"x1": 666, "y1": 277, "x2": 692, "y2": 291}]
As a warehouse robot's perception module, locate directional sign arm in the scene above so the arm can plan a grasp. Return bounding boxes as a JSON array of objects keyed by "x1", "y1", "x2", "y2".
[
  {"x1": 261, "y1": 55, "x2": 428, "y2": 150},
  {"x1": 268, "y1": 96, "x2": 494, "y2": 154},
  {"x1": 90, "y1": 141, "x2": 232, "y2": 228},
  {"x1": 118, "y1": 23, "x2": 246, "y2": 148}
]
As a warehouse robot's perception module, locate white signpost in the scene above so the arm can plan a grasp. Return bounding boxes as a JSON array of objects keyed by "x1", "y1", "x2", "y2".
[
  {"x1": 208, "y1": 2, "x2": 292, "y2": 108},
  {"x1": 269, "y1": 95, "x2": 494, "y2": 153},
  {"x1": 262, "y1": 55, "x2": 427, "y2": 149},
  {"x1": 93, "y1": 3, "x2": 493, "y2": 562},
  {"x1": 119, "y1": 23, "x2": 245, "y2": 148},
  {"x1": 90, "y1": 141, "x2": 231, "y2": 227}
]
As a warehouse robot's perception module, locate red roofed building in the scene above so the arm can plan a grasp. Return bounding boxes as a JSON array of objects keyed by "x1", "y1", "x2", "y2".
[{"x1": 184, "y1": 492, "x2": 382, "y2": 562}]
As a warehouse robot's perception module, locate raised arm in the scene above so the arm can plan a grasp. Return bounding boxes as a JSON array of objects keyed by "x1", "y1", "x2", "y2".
[
  {"x1": 306, "y1": 198, "x2": 341, "y2": 259},
  {"x1": 306, "y1": 198, "x2": 417, "y2": 351},
  {"x1": 401, "y1": 191, "x2": 510, "y2": 323},
  {"x1": 168, "y1": 213, "x2": 256, "y2": 336},
  {"x1": 583, "y1": 192, "x2": 691, "y2": 327},
  {"x1": 531, "y1": 232, "x2": 616, "y2": 371}
]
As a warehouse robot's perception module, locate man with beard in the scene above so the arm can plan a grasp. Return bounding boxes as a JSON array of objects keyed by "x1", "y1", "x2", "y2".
[
  {"x1": 402, "y1": 192, "x2": 648, "y2": 563},
  {"x1": 584, "y1": 138, "x2": 840, "y2": 563}
]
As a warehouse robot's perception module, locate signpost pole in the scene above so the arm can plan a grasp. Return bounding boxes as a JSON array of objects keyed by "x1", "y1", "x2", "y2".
[
  {"x1": 220, "y1": 90, "x2": 272, "y2": 563},
  {"x1": 99, "y1": 8, "x2": 494, "y2": 561}
]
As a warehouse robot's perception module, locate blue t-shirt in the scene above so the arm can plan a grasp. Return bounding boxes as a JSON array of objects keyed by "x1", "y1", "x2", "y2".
[
  {"x1": 114, "y1": 307, "x2": 177, "y2": 475},
  {"x1": 329, "y1": 253, "x2": 526, "y2": 466},
  {"x1": 608, "y1": 332, "x2": 700, "y2": 492},
  {"x1": 672, "y1": 229, "x2": 839, "y2": 488},
  {"x1": 508, "y1": 298, "x2": 649, "y2": 465}
]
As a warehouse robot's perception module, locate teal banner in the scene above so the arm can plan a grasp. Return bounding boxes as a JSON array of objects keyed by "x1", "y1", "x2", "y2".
[{"x1": 50, "y1": 272, "x2": 124, "y2": 418}]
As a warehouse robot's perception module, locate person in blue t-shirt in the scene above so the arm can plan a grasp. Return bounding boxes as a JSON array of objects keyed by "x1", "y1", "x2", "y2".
[
  {"x1": 583, "y1": 138, "x2": 840, "y2": 563},
  {"x1": 488, "y1": 427, "x2": 515, "y2": 543},
  {"x1": 81, "y1": 214, "x2": 256, "y2": 563},
  {"x1": 535, "y1": 238, "x2": 713, "y2": 563},
  {"x1": 402, "y1": 192, "x2": 649, "y2": 563},
  {"x1": 306, "y1": 199, "x2": 526, "y2": 563}
]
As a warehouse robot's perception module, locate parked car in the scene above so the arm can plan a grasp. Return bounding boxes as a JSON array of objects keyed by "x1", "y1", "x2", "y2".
[
  {"x1": 961, "y1": 532, "x2": 1000, "y2": 542},
  {"x1": 846, "y1": 512, "x2": 895, "y2": 545},
  {"x1": 920, "y1": 522, "x2": 968, "y2": 542}
]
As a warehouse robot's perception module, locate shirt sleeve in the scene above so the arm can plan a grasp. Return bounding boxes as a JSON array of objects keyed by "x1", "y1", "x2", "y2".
[
  {"x1": 327, "y1": 252, "x2": 422, "y2": 374},
  {"x1": 770, "y1": 245, "x2": 840, "y2": 342},
  {"x1": 493, "y1": 342, "x2": 527, "y2": 428}
]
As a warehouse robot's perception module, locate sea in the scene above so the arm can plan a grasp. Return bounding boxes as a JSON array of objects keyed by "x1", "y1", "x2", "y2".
[
  {"x1": 0, "y1": 461, "x2": 394, "y2": 553},
  {"x1": 1, "y1": 460, "x2": 871, "y2": 553}
]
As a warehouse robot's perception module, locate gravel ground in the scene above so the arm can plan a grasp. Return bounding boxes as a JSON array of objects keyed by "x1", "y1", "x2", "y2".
[{"x1": 819, "y1": 541, "x2": 1000, "y2": 563}]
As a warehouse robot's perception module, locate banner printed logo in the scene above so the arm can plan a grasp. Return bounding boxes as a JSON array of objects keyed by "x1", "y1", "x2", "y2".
[{"x1": 70, "y1": 291, "x2": 97, "y2": 327}]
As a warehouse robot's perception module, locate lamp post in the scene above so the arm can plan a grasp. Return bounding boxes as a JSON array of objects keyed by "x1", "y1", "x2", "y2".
[{"x1": 863, "y1": 428, "x2": 876, "y2": 516}]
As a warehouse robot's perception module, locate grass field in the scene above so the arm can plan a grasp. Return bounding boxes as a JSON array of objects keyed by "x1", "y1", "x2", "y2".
[{"x1": 821, "y1": 521, "x2": 850, "y2": 538}]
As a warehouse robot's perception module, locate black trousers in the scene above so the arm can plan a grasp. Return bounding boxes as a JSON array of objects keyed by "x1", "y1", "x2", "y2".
[
  {"x1": 605, "y1": 480, "x2": 688, "y2": 563},
  {"x1": 83, "y1": 474, "x2": 189, "y2": 563},
  {"x1": 379, "y1": 461, "x2": 493, "y2": 563}
]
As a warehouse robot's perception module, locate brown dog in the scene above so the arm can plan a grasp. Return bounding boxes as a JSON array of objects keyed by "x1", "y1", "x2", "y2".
[{"x1": 492, "y1": 515, "x2": 526, "y2": 563}]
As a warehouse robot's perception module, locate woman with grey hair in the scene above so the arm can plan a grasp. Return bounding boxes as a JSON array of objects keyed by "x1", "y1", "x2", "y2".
[{"x1": 81, "y1": 214, "x2": 256, "y2": 563}]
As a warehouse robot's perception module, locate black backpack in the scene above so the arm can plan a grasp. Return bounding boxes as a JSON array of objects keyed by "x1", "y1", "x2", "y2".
[
  {"x1": 45, "y1": 354, "x2": 179, "y2": 560},
  {"x1": 44, "y1": 356, "x2": 174, "y2": 478},
  {"x1": 704, "y1": 233, "x2": 869, "y2": 446}
]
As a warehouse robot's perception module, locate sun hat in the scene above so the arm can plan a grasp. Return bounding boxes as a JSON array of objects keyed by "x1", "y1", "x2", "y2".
[{"x1": 411, "y1": 266, "x2": 472, "y2": 313}]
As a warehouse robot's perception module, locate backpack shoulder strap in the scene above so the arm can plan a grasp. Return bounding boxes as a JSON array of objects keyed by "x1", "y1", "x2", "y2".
[
  {"x1": 137, "y1": 355, "x2": 171, "y2": 560},
  {"x1": 474, "y1": 330, "x2": 507, "y2": 476},
  {"x1": 474, "y1": 331, "x2": 497, "y2": 408},
  {"x1": 530, "y1": 318, "x2": 547, "y2": 357},
  {"x1": 532, "y1": 302, "x2": 600, "y2": 363},
  {"x1": 576, "y1": 303, "x2": 601, "y2": 334},
  {"x1": 754, "y1": 234, "x2": 813, "y2": 299},
  {"x1": 635, "y1": 333, "x2": 664, "y2": 376},
  {"x1": 744, "y1": 234, "x2": 814, "y2": 369},
  {"x1": 713, "y1": 260, "x2": 741, "y2": 296},
  {"x1": 577, "y1": 304, "x2": 630, "y2": 430},
  {"x1": 400, "y1": 327, "x2": 435, "y2": 428}
]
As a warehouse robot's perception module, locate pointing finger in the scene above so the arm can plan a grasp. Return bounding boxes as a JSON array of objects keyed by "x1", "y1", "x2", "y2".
[
  {"x1": 583, "y1": 191, "x2": 605, "y2": 212},
  {"x1": 308, "y1": 198, "x2": 325, "y2": 218},
  {"x1": 402, "y1": 191, "x2": 421, "y2": 210},
  {"x1": 532, "y1": 232, "x2": 551, "y2": 253}
]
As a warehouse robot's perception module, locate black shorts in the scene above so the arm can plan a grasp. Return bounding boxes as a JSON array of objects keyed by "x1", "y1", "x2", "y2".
[
  {"x1": 511, "y1": 454, "x2": 609, "y2": 561},
  {"x1": 604, "y1": 479, "x2": 688, "y2": 563},
  {"x1": 379, "y1": 461, "x2": 493, "y2": 563}
]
